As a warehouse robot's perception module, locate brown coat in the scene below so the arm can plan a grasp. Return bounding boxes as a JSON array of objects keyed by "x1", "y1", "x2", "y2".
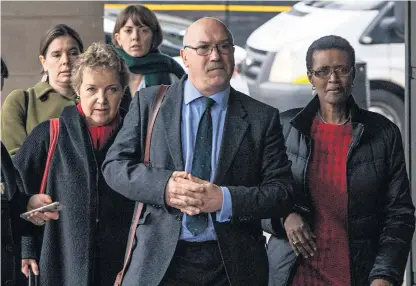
[{"x1": 1, "y1": 81, "x2": 76, "y2": 155}]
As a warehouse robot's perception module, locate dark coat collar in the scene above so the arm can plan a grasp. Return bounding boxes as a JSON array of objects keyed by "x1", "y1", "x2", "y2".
[{"x1": 291, "y1": 95, "x2": 365, "y2": 136}]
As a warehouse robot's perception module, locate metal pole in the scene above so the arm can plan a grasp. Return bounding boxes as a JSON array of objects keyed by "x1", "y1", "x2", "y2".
[{"x1": 404, "y1": 1, "x2": 413, "y2": 284}]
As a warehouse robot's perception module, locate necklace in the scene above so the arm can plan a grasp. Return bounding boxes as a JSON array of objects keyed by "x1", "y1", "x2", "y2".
[{"x1": 318, "y1": 110, "x2": 351, "y2": 125}]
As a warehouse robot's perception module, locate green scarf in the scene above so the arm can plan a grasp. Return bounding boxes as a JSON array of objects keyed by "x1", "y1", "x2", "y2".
[{"x1": 116, "y1": 48, "x2": 185, "y2": 87}]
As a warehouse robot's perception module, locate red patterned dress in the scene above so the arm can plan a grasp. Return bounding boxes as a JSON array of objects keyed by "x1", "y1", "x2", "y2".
[{"x1": 292, "y1": 117, "x2": 353, "y2": 286}]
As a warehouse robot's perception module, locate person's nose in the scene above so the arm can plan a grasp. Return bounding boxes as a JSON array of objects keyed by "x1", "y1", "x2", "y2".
[
  {"x1": 96, "y1": 90, "x2": 107, "y2": 104},
  {"x1": 209, "y1": 45, "x2": 221, "y2": 61},
  {"x1": 328, "y1": 70, "x2": 340, "y2": 82},
  {"x1": 60, "y1": 52, "x2": 69, "y2": 65},
  {"x1": 132, "y1": 29, "x2": 140, "y2": 41}
]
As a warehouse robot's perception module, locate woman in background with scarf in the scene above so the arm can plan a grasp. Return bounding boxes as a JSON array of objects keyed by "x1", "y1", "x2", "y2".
[{"x1": 112, "y1": 5, "x2": 185, "y2": 111}]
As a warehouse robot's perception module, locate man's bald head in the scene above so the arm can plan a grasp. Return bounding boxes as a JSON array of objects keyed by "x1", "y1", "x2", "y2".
[
  {"x1": 183, "y1": 17, "x2": 234, "y2": 47},
  {"x1": 180, "y1": 17, "x2": 235, "y2": 96}
]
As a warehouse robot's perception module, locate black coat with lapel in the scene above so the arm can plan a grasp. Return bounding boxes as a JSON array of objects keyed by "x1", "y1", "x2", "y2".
[
  {"x1": 102, "y1": 76, "x2": 295, "y2": 286},
  {"x1": 13, "y1": 106, "x2": 135, "y2": 286}
]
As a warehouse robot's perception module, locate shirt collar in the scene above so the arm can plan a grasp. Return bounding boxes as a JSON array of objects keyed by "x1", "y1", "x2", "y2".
[{"x1": 184, "y1": 80, "x2": 229, "y2": 109}]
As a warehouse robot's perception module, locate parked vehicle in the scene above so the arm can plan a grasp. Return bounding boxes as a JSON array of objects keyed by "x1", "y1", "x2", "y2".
[{"x1": 242, "y1": 1, "x2": 404, "y2": 130}]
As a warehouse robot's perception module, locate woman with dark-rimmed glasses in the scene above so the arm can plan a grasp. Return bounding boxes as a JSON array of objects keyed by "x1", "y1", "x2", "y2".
[{"x1": 263, "y1": 35, "x2": 415, "y2": 286}]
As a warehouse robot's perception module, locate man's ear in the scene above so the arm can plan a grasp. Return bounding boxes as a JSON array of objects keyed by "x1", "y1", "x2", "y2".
[{"x1": 180, "y1": 49, "x2": 188, "y2": 68}]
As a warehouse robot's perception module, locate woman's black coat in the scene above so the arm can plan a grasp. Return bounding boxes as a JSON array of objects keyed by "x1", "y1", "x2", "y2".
[
  {"x1": 13, "y1": 106, "x2": 135, "y2": 286},
  {"x1": 263, "y1": 96, "x2": 415, "y2": 286},
  {"x1": 2, "y1": 142, "x2": 30, "y2": 286}
]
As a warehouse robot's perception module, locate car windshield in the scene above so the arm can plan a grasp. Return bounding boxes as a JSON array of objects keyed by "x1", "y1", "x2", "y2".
[{"x1": 303, "y1": 1, "x2": 386, "y2": 11}]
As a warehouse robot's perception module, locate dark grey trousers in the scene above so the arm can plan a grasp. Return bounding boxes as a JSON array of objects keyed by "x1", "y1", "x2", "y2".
[{"x1": 160, "y1": 241, "x2": 229, "y2": 286}]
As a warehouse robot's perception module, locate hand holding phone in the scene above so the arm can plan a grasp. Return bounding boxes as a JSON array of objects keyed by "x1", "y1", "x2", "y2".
[
  {"x1": 20, "y1": 201, "x2": 61, "y2": 219},
  {"x1": 21, "y1": 198, "x2": 61, "y2": 225}
]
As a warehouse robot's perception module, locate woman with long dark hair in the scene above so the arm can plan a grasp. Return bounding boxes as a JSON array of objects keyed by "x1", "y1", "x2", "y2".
[{"x1": 1, "y1": 24, "x2": 83, "y2": 156}]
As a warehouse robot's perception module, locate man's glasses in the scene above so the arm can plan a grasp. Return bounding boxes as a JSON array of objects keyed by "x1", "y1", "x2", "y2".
[
  {"x1": 184, "y1": 43, "x2": 234, "y2": 56},
  {"x1": 311, "y1": 66, "x2": 353, "y2": 79}
]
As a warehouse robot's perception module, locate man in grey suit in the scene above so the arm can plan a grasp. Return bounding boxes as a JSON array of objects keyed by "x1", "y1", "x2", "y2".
[{"x1": 103, "y1": 17, "x2": 294, "y2": 286}]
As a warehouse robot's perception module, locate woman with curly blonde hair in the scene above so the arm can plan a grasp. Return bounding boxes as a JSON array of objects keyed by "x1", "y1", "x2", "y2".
[{"x1": 14, "y1": 42, "x2": 135, "y2": 286}]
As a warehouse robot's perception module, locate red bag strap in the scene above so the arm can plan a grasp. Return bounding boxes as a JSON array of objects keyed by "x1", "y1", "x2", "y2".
[
  {"x1": 39, "y1": 118, "x2": 60, "y2": 194},
  {"x1": 114, "y1": 85, "x2": 168, "y2": 286}
]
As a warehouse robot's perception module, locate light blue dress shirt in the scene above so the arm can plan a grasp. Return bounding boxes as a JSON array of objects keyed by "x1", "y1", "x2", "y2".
[{"x1": 180, "y1": 80, "x2": 232, "y2": 241}]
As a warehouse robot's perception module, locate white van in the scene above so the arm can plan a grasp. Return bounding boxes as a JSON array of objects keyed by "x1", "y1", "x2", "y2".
[{"x1": 242, "y1": 1, "x2": 404, "y2": 130}]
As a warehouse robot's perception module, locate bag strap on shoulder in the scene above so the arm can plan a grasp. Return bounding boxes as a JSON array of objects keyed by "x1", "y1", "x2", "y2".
[
  {"x1": 39, "y1": 118, "x2": 60, "y2": 194},
  {"x1": 114, "y1": 84, "x2": 169, "y2": 286},
  {"x1": 144, "y1": 85, "x2": 169, "y2": 167},
  {"x1": 23, "y1": 89, "x2": 29, "y2": 129}
]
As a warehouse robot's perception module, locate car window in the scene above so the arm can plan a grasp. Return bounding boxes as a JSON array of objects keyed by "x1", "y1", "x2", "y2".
[{"x1": 360, "y1": 2, "x2": 404, "y2": 45}]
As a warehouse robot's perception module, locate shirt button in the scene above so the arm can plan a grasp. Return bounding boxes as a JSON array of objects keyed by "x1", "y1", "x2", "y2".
[
  {"x1": 176, "y1": 215, "x2": 181, "y2": 221},
  {"x1": 6, "y1": 244, "x2": 13, "y2": 252}
]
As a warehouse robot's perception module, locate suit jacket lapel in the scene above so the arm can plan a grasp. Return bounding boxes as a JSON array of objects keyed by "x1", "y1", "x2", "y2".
[
  {"x1": 159, "y1": 79, "x2": 185, "y2": 170},
  {"x1": 214, "y1": 88, "x2": 249, "y2": 184}
]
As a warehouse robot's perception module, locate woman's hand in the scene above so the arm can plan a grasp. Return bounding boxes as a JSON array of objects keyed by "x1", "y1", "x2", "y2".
[
  {"x1": 284, "y1": 212, "x2": 317, "y2": 258},
  {"x1": 26, "y1": 194, "x2": 59, "y2": 225},
  {"x1": 21, "y1": 259, "x2": 39, "y2": 277}
]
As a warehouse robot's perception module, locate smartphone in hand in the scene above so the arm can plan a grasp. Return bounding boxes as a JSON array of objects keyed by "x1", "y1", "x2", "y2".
[{"x1": 20, "y1": 201, "x2": 61, "y2": 221}]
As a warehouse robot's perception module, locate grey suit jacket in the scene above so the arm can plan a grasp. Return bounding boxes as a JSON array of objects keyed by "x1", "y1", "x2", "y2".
[{"x1": 102, "y1": 76, "x2": 295, "y2": 286}]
